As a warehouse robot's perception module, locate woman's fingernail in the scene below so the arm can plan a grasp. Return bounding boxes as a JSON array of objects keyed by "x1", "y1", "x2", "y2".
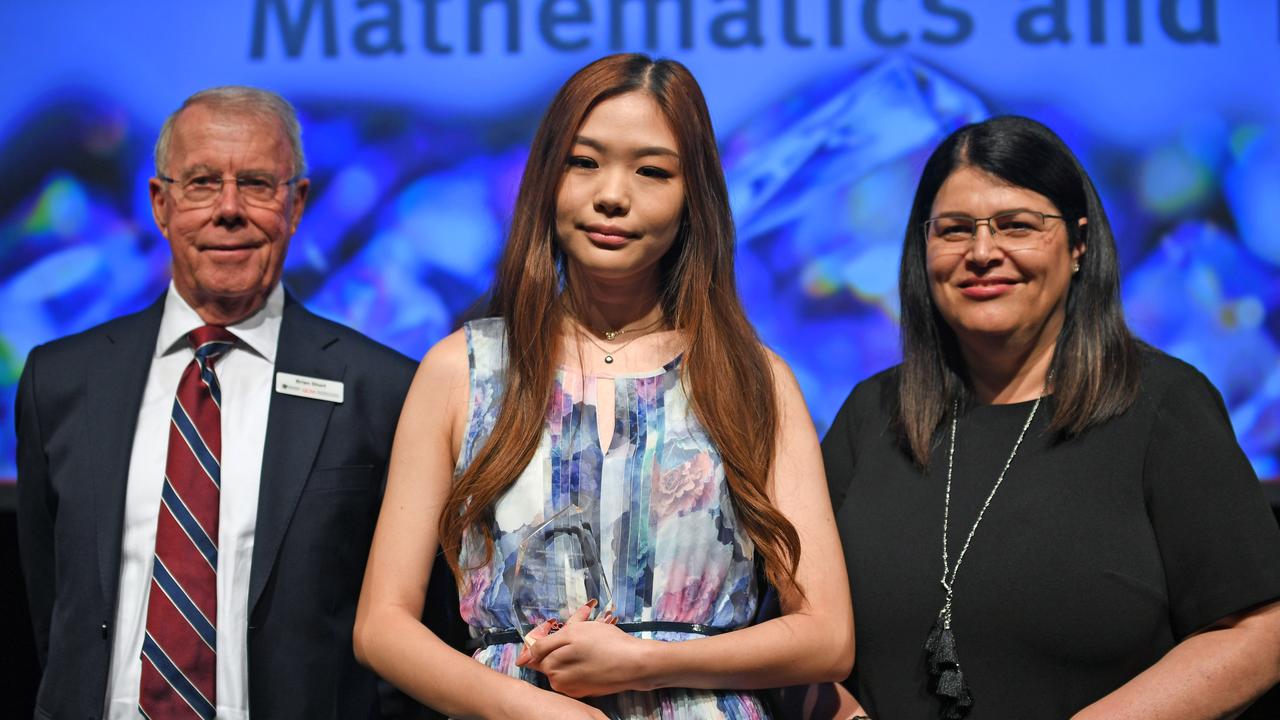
[{"x1": 586, "y1": 598, "x2": 599, "y2": 609}]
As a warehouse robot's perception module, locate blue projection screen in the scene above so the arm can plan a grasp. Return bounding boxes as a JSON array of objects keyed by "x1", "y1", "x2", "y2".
[{"x1": 1, "y1": 1, "x2": 1278, "y2": 486}]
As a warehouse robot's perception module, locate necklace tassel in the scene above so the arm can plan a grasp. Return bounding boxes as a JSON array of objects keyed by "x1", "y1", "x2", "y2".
[{"x1": 925, "y1": 616, "x2": 972, "y2": 718}]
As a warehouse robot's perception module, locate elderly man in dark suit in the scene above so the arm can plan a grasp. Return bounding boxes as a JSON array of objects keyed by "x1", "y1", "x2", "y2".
[{"x1": 16, "y1": 86, "x2": 418, "y2": 720}]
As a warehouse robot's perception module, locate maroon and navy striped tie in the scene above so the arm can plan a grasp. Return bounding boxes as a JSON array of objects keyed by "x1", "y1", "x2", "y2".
[{"x1": 139, "y1": 326, "x2": 235, "y2": 720}]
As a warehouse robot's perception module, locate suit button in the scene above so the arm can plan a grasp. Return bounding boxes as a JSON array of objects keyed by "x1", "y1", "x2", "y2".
[{"x1": 100, "y1": 622, "x2": 109, "y2": 638}]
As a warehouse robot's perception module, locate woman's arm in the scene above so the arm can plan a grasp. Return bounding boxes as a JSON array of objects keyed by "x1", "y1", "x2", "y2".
[
  {"x1": 353, "y1": 330, "x2": 607, "y2": 720},
  {"x1": 1072, "y1": 600, "x2": 1280, "y2": 720},
  {"x1": 522, "y1": 353, "x2": 855, "y2": 697}
]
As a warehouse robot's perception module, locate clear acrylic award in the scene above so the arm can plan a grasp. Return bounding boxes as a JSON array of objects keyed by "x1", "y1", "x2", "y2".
[{"x1": 508, "y1": 504, "x2": 614, "y2": 645}]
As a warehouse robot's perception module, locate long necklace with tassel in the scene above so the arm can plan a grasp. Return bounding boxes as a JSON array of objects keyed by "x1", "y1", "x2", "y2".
[{"x1": 925, "y1": 394, "x2": 1041, "y2": 719}]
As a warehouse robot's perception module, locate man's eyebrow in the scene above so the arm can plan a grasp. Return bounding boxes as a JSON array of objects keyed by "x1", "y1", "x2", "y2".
[
  {"x1": 177, "y1": 164, "x2": 279, "y2": 180},
  {"x1": 573, "y1": 135, "x2": 679, "y2": 160},
  {"x1": 177, "y1": 163, "x2": 219, "y2": 180}
]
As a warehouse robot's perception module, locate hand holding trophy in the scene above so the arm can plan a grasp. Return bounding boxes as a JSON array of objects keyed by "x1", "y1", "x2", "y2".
[{"x1": 508, "y1": 504, "x2": 615, "y2": 646}]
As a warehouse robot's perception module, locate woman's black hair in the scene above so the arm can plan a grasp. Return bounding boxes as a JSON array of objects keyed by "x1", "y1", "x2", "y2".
[{"x1": 897, "y1": 115, "x2": 1142, "y2": 465}]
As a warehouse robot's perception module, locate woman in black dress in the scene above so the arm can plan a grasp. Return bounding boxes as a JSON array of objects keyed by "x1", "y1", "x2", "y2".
[{"x1": 823, "y1": 115, "x2": 1280, "y2": 719}]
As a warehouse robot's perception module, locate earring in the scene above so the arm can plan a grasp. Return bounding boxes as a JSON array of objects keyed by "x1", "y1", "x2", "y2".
[{"x1": 1072, "y1": 261, "x2": 1080, "y2": 274}]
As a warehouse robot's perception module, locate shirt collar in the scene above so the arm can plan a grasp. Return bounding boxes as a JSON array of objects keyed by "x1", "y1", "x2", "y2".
[{"x1": 156, "y1": 282, "x2": 284, "y2": 363}]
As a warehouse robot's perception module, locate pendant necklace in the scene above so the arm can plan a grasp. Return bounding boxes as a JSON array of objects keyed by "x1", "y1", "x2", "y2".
[
  {"x1": 924, "y1": 394, "x2": 1042, "y2": 719},
  {"x1": 581, "y1": 333, "x2": 644, "y2": 365},
  {"x1": 579, "y1": 318, "x2": 664, "y2": 365}
]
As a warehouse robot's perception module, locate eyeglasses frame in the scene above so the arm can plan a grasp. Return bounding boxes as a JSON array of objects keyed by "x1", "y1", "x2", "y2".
[
  {"x1": 922, "y1": 210, "x2": 1068, "y2": 246},
  {"x1": 156, "y1": 172, "x2": 303, "y2": 208}
]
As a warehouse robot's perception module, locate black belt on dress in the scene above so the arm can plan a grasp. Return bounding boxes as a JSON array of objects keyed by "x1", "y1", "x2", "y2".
[{"x1": 466, "y1": 621, "x2": 732, "y2": 651}]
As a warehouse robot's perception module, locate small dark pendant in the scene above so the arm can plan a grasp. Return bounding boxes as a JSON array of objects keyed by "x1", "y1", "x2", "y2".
[
  {"x1": 924, "y1": 617, "x2": 972, "y2": 719},
  {"x1": 604, "y1": 355, "x2": 614, "y2": 364}
]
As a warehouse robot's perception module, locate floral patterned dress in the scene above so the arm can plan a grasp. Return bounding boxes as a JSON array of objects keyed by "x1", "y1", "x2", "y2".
[{"x1": 455, "y1": 318, "x2": 770, "y2": 719}]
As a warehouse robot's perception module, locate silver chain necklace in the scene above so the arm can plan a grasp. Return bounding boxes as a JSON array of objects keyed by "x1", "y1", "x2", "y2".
[{"x1": 924, "y1": 394, "x2": 1042, "y2": 719}]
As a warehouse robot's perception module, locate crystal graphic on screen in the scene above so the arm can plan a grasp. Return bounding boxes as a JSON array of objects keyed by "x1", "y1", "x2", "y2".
[
  {"x1": 2, "y1": 58, "x2": 1278, "y2": 486},
  {"x1": 722, "y1": 57, "x2": 988, "y2": 433},
  {"x1": 506, "y1": 504, "x2": 613, "y2": 645}
]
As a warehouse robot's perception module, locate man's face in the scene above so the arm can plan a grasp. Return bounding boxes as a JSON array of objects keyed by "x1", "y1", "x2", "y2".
[{"x1": 149, "y1": 104, "x2": 308, "y2": 324}]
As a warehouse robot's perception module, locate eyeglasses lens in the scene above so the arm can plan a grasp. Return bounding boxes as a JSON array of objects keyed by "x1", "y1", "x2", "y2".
[
  {"x1": 174, "y1": 176, "x2": 286, "y2": 209},
  {"x1": 928, "y1": 212, "x2": 1053, "y2": 252}
]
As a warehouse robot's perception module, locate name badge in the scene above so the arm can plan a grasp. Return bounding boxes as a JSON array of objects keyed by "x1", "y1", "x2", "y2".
[{"x1": 276, "y1": 372, "x2": 344, "y2": 404}]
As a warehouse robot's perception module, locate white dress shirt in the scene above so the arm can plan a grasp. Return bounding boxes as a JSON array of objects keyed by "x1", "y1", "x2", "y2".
[{"x1": 104, "y1": 282, "x2": 282, "y2": 720}]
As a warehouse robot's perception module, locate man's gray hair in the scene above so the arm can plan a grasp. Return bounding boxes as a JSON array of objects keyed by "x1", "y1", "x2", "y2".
[{"x1": 154, "y1": 85, "x2": 307, "y2": 178}]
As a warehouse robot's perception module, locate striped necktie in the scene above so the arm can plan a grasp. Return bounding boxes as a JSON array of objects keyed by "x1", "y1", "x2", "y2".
[{"x1": 139, "y1": 325, "x2": 235, "y2": 720}]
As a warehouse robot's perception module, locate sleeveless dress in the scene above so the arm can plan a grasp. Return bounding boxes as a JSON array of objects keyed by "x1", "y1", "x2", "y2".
[{"x1": 455, "y1": 318, "x2": 770, "y2": 719}]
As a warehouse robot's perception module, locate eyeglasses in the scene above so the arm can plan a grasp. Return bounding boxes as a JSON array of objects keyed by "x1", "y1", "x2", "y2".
[
  {"x1": 158, "y1": 172, "x2": 301, "y2": 209},
  {"x1": 924, "y1": 211, "x2": 1067, "y2": 252}
]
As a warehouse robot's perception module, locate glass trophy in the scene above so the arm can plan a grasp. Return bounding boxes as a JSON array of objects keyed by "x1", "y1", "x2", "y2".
[{"x1": 508, "y1": 504, "x2": 614, "y2": 645}]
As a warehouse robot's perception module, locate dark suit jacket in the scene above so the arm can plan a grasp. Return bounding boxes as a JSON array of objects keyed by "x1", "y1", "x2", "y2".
[{"x1": 16, "y1": 292, "x2": 418, "y2": 720}]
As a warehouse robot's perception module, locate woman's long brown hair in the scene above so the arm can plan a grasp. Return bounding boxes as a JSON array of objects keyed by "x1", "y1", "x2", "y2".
[{"x1": 438, "y1": 54, "x2": 803, "y2": 602}]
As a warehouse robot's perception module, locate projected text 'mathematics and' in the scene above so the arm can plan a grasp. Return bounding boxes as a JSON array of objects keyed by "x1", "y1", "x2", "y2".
[{"x1": 250, "y1": 0, "x2": 1224, "y2": 59}]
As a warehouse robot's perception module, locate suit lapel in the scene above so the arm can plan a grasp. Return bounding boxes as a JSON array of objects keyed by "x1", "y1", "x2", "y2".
[
  {"x1": 248, "y1": 298, "x2": 345, "y2": 613},
  {"x1": 91, "y1": 297, "x2": 165, "y2": 612}
]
